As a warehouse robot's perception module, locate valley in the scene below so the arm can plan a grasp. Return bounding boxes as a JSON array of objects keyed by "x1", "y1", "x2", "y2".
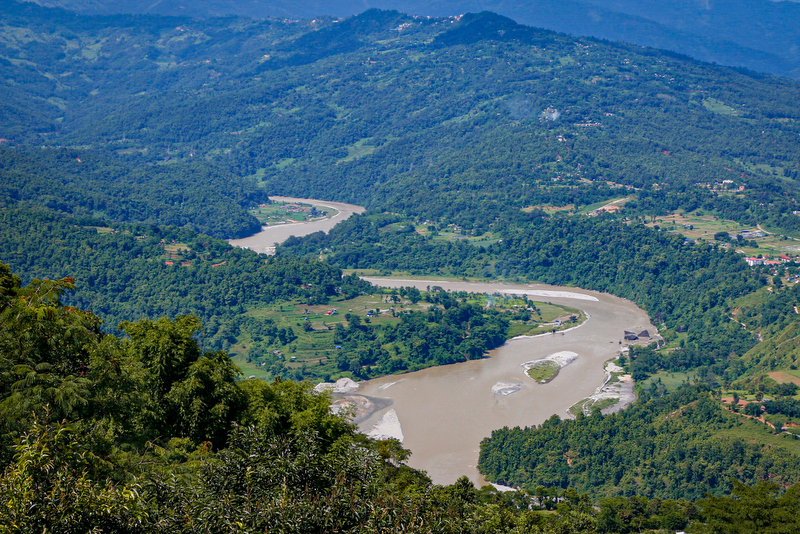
[{"x1": 3, "y1": 1, "x2": 800, "y2": 531}]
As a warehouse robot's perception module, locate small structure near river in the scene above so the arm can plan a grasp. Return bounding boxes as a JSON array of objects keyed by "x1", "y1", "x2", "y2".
[{"x1": 623, "y1": 329, "x2": 651, "y2": 341}]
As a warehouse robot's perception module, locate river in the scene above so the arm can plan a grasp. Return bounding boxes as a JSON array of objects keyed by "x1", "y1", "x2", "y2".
[
  {"x1": 230, "y1": 198, "x2": 654, "y2": 487},
  {"x1": 228, "y1": 196, "x2": 365, "y2": 254},
  {"x1": 354, "y1": 278, "x2": 654, "y2": 487}
]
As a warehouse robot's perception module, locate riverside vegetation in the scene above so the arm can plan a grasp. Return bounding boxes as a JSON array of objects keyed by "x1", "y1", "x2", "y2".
[{"x1": 4, "y1": 1, "x2": 800, "y2": 531}]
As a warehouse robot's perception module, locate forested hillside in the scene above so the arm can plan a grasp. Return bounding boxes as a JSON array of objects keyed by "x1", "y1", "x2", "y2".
[
  {"x1": 0, "y1": 206, "x2": 348, "y2": 339},
  {"x1": 3, "y1": 2, "x2": 800, "y2": 234},
  {"x1": 5, "y1": 0, "x2": 800, "y2": 515},
  {"x1": 0, "y1": 147, "x2": 265, "y2": 238},
  {"x1": 479, "y1": 386, "x2": 800, "y2": 500}
]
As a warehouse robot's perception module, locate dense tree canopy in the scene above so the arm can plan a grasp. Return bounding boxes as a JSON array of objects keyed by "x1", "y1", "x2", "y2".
[
  {"x1": 478, "y1": 386, "x2": 800, "y2": 500},
  {"x1": 0, "y1": 146, "x2": 265, "y2": 239},
  {"x1": 3, "y1": 4, "x2": 800, "y2": 236}
]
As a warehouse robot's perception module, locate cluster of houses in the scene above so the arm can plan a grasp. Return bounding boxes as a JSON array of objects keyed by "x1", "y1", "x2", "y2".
[
  {"x1": 739, "y1": 230, "x2": 766, "y2": 239},
  {"x1": 272, "y1": 203, "x2": 309, "y2": 213},
  {"x1": 255, "y1": 202, "x2": 317, "y2": 214},
  {"x1": 744, "y1": 255, "x2": 792, "y2": 267},
  {"x1": 695, "y1": 179, "x2": 745, "y2": 192}
]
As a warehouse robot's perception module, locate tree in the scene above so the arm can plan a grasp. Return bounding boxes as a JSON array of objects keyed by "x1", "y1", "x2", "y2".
[
  {"x1": 119, "y1": 315, "x2": 203, "y2": 401},
  {"x1": 694, "y1": 481, "x2": 800, "y2": 534},
  {"x1": 165, "y1": 350, "x2": 246, "y2": 448},
  {"x1": 0, "y1": 263, "x2": 101, "y2": 453},
  {"x1": 0, "y1": 417, "x2": 147, "y2": 533}
]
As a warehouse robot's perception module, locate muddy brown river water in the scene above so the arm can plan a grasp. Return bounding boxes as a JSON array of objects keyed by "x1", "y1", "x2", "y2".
[
  {"x1": 356, "y1": 278, "x2": 655, "y2": 487},
  {"x1": 228, "y1": 196, "x2": 365, "y2": 254},
  {"x1": 229, "y1": 198, "x2": 654, "y2": 487}
]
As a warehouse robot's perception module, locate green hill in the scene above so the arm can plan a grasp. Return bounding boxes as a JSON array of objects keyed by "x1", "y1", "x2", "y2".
[
  {"x1": 26, "y1": 0, "x2": 800, "y2": 76},
  {"x1": 3, "y1": 4, "x2": 800, "y2": 234}
]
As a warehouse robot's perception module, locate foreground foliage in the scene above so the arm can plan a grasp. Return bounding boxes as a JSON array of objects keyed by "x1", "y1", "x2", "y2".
[{"x1": 3, "y1": 262, "x2": 800, "y2": 533}]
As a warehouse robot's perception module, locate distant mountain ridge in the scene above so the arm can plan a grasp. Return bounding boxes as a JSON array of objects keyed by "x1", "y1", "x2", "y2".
[
  {"x1": 25, "y1": 0, "x2": 800, "y2": 77},
  {"x1": 4, "y1": 2, "x2": 800, "y2": 223}
]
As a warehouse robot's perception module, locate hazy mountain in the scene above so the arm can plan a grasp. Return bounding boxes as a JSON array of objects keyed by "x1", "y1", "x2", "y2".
[
  {"x1": 24, "y1": 0, "x2": 800, "y2": 77},
  {"x1": 579, "y1": 0, "x2": 800, "y2": 70}
]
